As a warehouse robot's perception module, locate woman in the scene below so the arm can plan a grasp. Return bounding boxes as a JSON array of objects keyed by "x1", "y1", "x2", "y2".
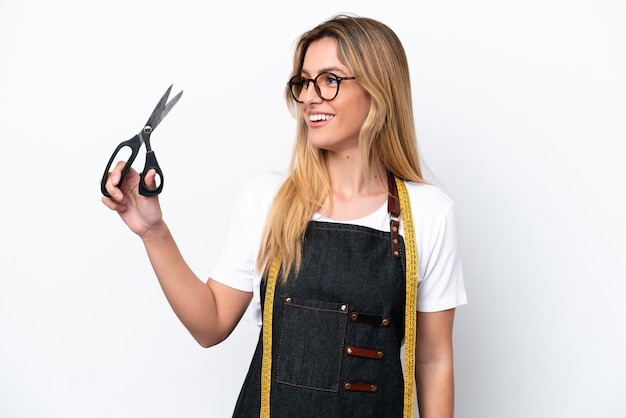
[{"x1": 102, "y1": 14, "x2": 466, "y2": 418}]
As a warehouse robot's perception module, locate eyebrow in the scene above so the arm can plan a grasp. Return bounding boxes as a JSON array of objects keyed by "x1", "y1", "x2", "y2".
[{"x1": 300, "y1": 66, "x2": 348, "y2": 77}]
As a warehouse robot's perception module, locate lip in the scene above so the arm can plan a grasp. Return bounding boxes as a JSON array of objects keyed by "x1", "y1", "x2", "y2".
[{"x1": 306, "y1": 112, "x2": 335, "y2": 128}]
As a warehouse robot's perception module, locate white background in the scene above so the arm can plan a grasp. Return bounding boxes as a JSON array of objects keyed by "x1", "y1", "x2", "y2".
[{"x1": 1, "y1": 0, "x2": 625, "y2": 417}]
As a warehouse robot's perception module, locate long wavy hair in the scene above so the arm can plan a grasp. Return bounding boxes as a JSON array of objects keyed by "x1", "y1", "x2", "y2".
[{"x1": 257, "y1": 15, "x2": 425, "y2": 281}]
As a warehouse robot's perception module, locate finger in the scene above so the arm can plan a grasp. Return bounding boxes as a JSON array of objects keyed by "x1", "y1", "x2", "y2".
[
  {"x1": 101, "y1": 195, "x2": 126, "y2": 212},
  {"x1": 143, "y1": 168, "x2": 158, "y2": 189},
  {"x1": 104, "y1": 161, "x2": 131, "y2": 201},
  {"x1": 104, "y1": 173, "x2": 124, "y2": 202},
  {"x1": 109, "y1": 160, "x2": 130, "y2": 186}
]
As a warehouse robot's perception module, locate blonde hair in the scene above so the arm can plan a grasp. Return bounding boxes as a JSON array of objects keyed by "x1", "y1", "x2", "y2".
[{"x1": 257, "y1": 15, "x2": 425, "y2": 280}]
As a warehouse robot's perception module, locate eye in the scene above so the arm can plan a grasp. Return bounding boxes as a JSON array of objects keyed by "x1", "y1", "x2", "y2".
[
  {"x1": 289, "y1": 76, "x2": 306, "y2": 88},
  {"x1": 319, "y1": 73, "x2": 339, "y2": 86}
]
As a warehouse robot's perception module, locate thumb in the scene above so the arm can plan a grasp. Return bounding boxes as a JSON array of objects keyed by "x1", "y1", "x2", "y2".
[{"x1": 142, "y1": 168, "x2": 162, "y2": 191}]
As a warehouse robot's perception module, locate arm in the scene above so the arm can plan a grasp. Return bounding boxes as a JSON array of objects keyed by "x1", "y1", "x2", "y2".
[
  {"x1": 141, "y1": 223, "x2": 252, "y2": 347},
  {"x1": 102, "y1": 163, "x2": 252, "y2": 347},
  {"x1": 415, "y1": 308, "x2": 456, "y2": 418}
]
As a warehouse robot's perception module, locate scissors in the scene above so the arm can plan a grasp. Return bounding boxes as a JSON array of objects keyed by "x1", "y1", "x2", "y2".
[{"x1": 100, "y1": 85, "x2": 183, "y2": 197}]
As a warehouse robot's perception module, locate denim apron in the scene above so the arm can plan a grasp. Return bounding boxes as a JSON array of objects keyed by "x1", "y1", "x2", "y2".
[{"x1": 232, "y1": 217, "x2": 407, "y2": 417}]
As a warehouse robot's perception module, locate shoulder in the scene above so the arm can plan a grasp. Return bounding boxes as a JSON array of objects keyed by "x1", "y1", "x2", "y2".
[
  {"x1": 403, "y1": 181, "x2": 455, "y2": 221},
  {"x1": 236, "y1": 170, "x2": 287, "y2": 214},
  {"x1": 241, "y1": 170, "x2": 286, "y2": 193}
]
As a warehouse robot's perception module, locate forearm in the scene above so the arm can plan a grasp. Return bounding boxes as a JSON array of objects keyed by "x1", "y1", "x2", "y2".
[
  {"x1": 140, "y1": 221, "x2": 224, "y2": 346},
  {"x1": 415, "y1": 358, "x2": 454, "y2": 418},
  {"x1": 414, "y1": 309, "x2": 457, "y2": 418}
]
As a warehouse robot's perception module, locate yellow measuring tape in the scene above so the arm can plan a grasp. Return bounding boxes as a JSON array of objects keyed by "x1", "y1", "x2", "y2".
[
  {"x1": 260, "y1": 177, "x2": 418, "y2": 417},
  {"x1": 396, "y1": 177, "x2": 418, "y2": 418},
  {"x1": 260, "y1": 258, "x2": 280, "y2": 417}
]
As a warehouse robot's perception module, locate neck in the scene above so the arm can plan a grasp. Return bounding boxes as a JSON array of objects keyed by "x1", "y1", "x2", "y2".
[
  {"x1": 326, "y1": 151, "x2": 386, "y2": 198},
  {"x1": 317, "y1": 151, "x2": 388, "y2": 221}
]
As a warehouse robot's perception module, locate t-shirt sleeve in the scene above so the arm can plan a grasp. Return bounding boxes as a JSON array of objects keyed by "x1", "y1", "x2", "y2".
[
  {"x1": 415, "y1": 198, "x2": 468, "y2": 312},
  {"x1": 210, "y1": 172, "x2": 284, "y2": 294}
]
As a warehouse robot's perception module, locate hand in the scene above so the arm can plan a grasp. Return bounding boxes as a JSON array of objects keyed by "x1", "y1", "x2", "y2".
[{"x1": 101, "y1": 161, "x2": 164, "y2": 238}]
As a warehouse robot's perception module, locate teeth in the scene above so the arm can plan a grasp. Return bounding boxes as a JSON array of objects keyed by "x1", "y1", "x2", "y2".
[{"x1": 309, "y1": 114, "x2": 333, "y2": 122}]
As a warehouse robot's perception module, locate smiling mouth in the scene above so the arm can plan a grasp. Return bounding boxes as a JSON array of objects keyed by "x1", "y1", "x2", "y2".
[{"x1": 309, "y1": 114, "x2": 334, "y2": 122}]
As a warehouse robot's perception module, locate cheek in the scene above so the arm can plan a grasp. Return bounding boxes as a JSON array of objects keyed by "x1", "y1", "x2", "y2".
[
  {"x1": 298, "y1": 103, "x2": 309, "y2": 122},
  {"x1": 353, "y1": 98, "x2": 371, "y2": 127}
]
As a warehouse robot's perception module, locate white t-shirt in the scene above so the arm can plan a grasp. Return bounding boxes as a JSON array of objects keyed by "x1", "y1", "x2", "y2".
[{"x1": 211, "y1": 171, "x2": 467, "y2": 325}]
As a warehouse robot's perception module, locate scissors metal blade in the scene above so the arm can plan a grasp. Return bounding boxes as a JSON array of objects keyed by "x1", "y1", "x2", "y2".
[
  {"x1": 143, "y1": 84, "x2": 184, "y2": 132},
  {"x1": 154, "y1": 89, "x2": 183, "y2": 128}
]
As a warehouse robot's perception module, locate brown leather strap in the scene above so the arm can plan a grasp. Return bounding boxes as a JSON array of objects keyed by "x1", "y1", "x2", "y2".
[
  {"x1": 345, "y1": 345, "x2": 385, "y2": 359},
  {"x1": 387, "y1": 171, "x2": 401, "y2": 258},
  {"x1": 349, "y1": 312, "x2": 391, "y2": 327},
  {"x1": 343, "y1": 381, "x2": 379, "y2": 393}
]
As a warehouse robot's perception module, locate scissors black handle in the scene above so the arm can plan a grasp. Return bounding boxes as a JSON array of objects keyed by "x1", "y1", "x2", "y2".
[
  {"x1": 101, "y1": 135, "x2": 141, "y2": 198},
  {"x1": 138, "y1": 150, "x2": 164, "y2": 196},
  {"x1": 100, "y1": 134, "x2": 164, "y2": 197}
]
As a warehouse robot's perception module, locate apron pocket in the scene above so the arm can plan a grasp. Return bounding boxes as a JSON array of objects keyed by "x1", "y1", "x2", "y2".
[{"x1": 276, "y1": 296, "x2": 348, "y2": 392}]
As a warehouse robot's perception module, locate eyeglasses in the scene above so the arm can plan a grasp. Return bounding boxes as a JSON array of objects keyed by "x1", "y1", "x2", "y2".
[{"x1": 288, "y1": 72, "x2": 357, "y2": 103}]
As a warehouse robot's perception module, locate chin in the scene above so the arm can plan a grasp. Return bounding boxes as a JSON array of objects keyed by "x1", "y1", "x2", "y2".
[
  {"x1": 307, "y1": 134, "x2": 332, "y2": 150},
  {"x1": 307, "y1": 134, "x2": 356, "y2": 153}
]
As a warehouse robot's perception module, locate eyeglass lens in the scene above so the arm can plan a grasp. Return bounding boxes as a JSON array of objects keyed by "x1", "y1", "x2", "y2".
[{"x1": 290, "y1": 73, "x2": 341, "y2": 102}]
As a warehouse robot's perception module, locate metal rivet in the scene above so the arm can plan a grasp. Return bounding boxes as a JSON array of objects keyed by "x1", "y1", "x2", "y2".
[
  {"x1": 340, "y1": 304, "x2": 347, "y2": 311},
  {"x1": 377, "y1": 351, "x2": 384, "y2": 358},
  {"x1": 393, "y1": 250, "x2": 399, "y2": 256},
  {"x1": 393, "y1": 238, "x2": 398, "y2": 244},
  {"x1": 346, "y1": 347, "x2": 353, "y2": 354},
  {"x1": 285, "y1": 297, "x2": 292, "y2": 303},
  {"x1": 381, "y1": 318, "x2": 390, "y2": 326},
  {"x1": 350, "y1": 312, "x2": 358, "y2": 321},
  {"x1": 392, "y1": 225, "x2": 398, "y2": 232},
  {"x1": 344, "y1": 382, "x2": 351, "y2": 390},
  {"x1": 143, "y1": 126, "x2": 152, "y2": 134},
  {"x1": 370, "y1": 385, "x2": 377, "y2": 392}
]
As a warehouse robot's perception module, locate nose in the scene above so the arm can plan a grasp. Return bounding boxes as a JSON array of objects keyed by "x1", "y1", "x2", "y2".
[{"x1": 301, "y1": 80, "x2": 322, "y2": 104}]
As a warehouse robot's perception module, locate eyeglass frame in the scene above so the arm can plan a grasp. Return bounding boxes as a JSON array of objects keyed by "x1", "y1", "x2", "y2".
[{"x1": 287, "y1": 72, "x2": 357, "y2": 103}]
